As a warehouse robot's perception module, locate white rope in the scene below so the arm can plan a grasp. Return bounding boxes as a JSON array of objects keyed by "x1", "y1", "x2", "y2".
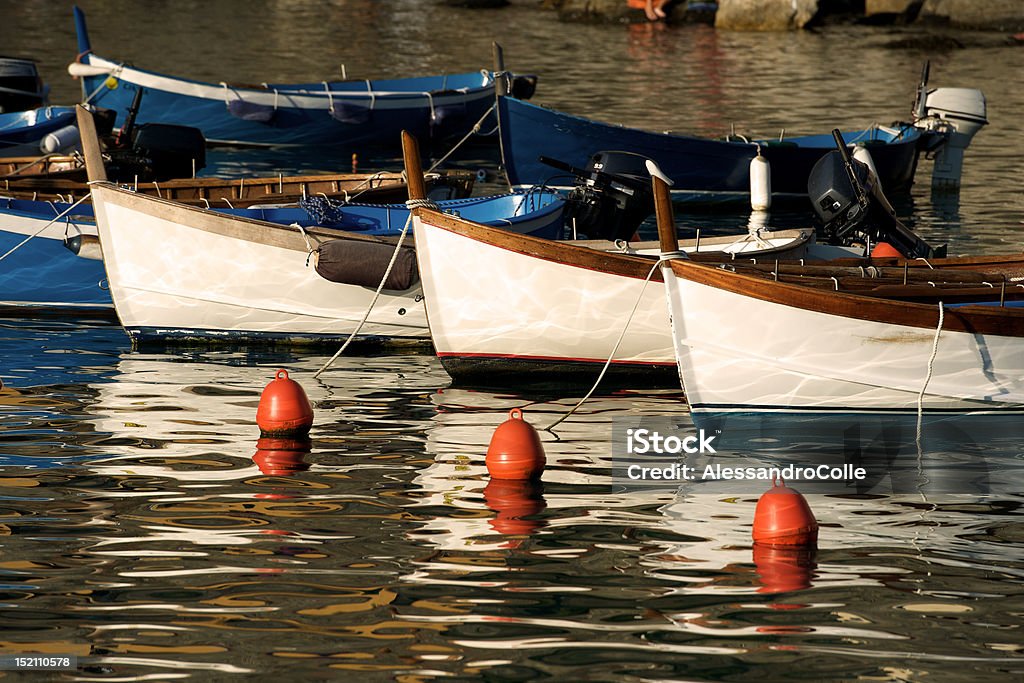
[
  {"x1": 291, "y1": 222, "x2": 314, "y2": 253},
  {"x1": 547, "y1": 255, "x2": 672, "y2": 431},
  {"x1": 915, "y1": 301, "x2": 944, "y2": 449},
  {"x1": 312, "y1": 198, "x2": 440, "y2": 379},
  {"x1": 425, "y1": 103, "x2": 496, "y2": 175},
  {"x1": 0, "y1": 194, "x2": 91, "y2": 263}
]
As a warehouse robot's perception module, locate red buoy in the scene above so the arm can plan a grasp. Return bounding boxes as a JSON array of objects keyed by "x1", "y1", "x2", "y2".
[
  {"x1": 484, "y1": 479, "x2": 547, "y2": 535},
  {"x1": 252, "y1": 436, "x2": 312, "y2": 476},
  {"x1": 870, "y1": 241, "x2": 902, "y2": 259},
  {"x1": 752, "y1": 479, "x2": 818, "y2": 546},
  {"x1": 485, "y1": 408, "x2": 545, "y2": 480},
  {"x1": 256, "y1": 369, "x2": 313, "y2": 437}
]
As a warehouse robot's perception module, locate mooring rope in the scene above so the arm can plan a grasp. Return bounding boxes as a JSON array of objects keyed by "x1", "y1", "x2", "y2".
[
  {"x1": 0, "y1": 194, "x2": 92, "y2": 263},
  {"x1": 312, "y1": 198, "x2": 440, "y2": 379},
  {"x1": 915, "y1": 300, "x2": 945, "y2": 452},
  {"x1": 425, "y1": 103, "x2": 496, "y2": 175},
  {"x1": 546, "y1": 254, "x2": 682, "y2": 431}
]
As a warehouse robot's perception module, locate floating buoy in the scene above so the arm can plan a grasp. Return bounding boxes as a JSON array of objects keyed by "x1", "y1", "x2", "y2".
[
  {"x1": 870, "y1": 241, "x2": 903, "y2": 259},
  {"x1": 749, "y1": 149, "x2": 771, "y2": 211},
  {"x1": 252, "y1": 436, "x2": 312, "y2": 476},
  {"x1": 752, "y1": 478, "x2": 818, "y2": 546},
  {"x1": 484, "y1": 479, "x2": 546, "y2": 535},
  {"x1": 753, "y1": 543, "x2": 817, "y2": 594},
  {"x1": 485, "y1": 408, "x2": 545, "y2": 480},
  {"x1": 255, "y1": 369, "x2": 314, "y2": 437}
]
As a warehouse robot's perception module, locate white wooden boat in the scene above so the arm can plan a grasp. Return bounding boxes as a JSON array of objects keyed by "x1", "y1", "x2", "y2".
[
  {"x1": 649, "y1": 172, "x2": 1024, "y2": 425},
  {"x1": 90, "y1": 181, "x2": 430, "y2": 345}
]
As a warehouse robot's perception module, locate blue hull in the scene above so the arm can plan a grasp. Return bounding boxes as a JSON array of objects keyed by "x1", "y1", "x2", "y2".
[
  {"x1": 0, "y1": 229, "x2": 108, "y2": 306},
  {"x1": 498, "y1": 97, "x2": 924, "y2": 203},
  {"x1": 0, "y1": 106, "x2": 77, "y2": 157},
  {"x1": 72, "y1": 8, "x2": 509, "y2": 149}
]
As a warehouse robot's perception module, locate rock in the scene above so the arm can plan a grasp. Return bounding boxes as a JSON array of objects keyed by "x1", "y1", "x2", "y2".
[
  {"x1": 715, "y1": 0, "x2": 819, "y2": 30},
  {"x1": 865, "y1": 0, "x2": 919, "y2": 15},
  {"x1": 554, "y1": 0, "x2": 643, "y2": 23},
  {"x1": 918, "y1": 0, "x2": 1024, "y2": 31}
]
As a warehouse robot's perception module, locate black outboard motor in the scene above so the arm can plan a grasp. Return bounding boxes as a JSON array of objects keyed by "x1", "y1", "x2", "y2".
[
  {"x1": 100, "y1": 89, "x2": 207, "y2": 182},
  {"x1": 540, "y1": 150, "x2": 654, "y2": 242},
  {"x1": 0, "y1": 56, "x2": 48, "y2": 113},
  {"x1": 808, "y1": 130, "x2": 945, "y2": 259}
]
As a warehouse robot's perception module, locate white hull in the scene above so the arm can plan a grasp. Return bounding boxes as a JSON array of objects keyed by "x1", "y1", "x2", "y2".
[
  {"x1": 415, "y1": 217, "x2": 673, "y2": 377},
  {"x1": 91, "y1": 183, "x2": 427, "y2": 343},
  {"x1": 662, "y1": 262, "x2": 1024, "y2": 414}
]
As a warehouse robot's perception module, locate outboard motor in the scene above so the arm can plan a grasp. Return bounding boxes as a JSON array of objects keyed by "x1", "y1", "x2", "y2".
[
  {"x1": 809, "y1": 130, "x2": 945, "y2": 259},
  {"x1": 0, "y1": 56, "x2": 48, "y2": 113},
  {"x1": 911, "y1": 61, "x2": 987, "y2": 189},
  {"x1": 101, "y1": 90, "x2": 207, "y2": 182},
  {"x1": 540, "y1": 151, "x2": 654, "y2": 241}
]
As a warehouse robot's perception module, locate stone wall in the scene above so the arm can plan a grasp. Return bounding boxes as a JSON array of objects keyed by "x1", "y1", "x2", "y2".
[{"x1": 539, "y1": 0, "x2": 1024, "y2": 30}]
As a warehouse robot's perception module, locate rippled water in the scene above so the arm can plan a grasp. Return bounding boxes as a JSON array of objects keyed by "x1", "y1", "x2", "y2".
[{"x1": 2, "y1": 1, "x2": 1024, "y2": 680}]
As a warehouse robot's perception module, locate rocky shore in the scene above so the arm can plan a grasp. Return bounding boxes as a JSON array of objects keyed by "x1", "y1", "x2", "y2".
[{"x1": 528, "y1": 0, "x2": 1024, "y2": 31}]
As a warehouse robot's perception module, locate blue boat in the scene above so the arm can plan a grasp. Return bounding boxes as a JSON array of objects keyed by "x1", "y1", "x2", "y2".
[
  {"x1": 0, "y1": 189, "x2": 565, "y2": 308},
  {"x1": 0, "y1": 106, "x2": 77, "y2": 157},
  {"x1": 498, "y1": 96, "x2": 929, "y2": 205},
  {"x1": 68, "y1": 6, "x2": 533, "y2": 149}
]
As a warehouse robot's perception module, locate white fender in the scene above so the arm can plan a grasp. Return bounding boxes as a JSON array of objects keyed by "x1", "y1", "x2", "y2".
[
  {"x1": 67, "y1": 62, "x2": 112, "y2": 78},
  {"x1": 749, "y1": 151, "x2": 771, "y2": 211},
  {"x1": 40, "y1": 125, "x2": 81, "y2": 154}
]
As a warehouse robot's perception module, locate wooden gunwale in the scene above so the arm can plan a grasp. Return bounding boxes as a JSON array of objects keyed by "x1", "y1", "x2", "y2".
[
  {"x1": 416, "y1": 208, "x2": 811, "y2": 281},
  {"x1": 2, "y1": 171, "x2": 474, "y2": 207},
  {"x1": 668, "y1": 258, "x2": 1024, "y2": 337}
]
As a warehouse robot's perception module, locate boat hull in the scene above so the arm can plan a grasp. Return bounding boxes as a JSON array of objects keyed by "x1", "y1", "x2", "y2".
[
  {"x1": 0, "y1": 198, "x2": 107, "y2": 307},
  {"x1": 498, "y1": 97, "x2": 923, "y2": 204},
  {"x1": 662, "y1": 259, "x2": 1024, "y2": 422},
  {"x1": 78, "y1": 54, "x2": 499, "y2": 149},
  {"x1": 90, "y1": 184, "x2": 428, "y2": 344}
]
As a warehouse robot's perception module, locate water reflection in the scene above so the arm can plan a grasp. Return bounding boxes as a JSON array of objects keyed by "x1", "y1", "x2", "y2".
[{"x1": 0, "y1": 330, "x2": 1020, "y2": 678}]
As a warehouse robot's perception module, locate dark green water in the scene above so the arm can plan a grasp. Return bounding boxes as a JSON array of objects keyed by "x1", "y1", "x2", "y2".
[{"x1": 1, "y1": 1, "x2": 1023, "y2": 680}]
